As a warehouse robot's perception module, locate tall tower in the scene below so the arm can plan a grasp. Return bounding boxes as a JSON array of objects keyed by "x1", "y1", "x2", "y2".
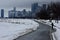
[
  {"x1": 1, "y1": 9, "x2": 4, "y2": 18},
  {"x1": 13, "y1": 7, "x2": 16, "y2": 17},
  {"x1": 13, "y1": 7, "x2": 16, "y2": 11},
  {"x1": 42, "y1": 4, "x2": 46, "y2": 10},
  {"x1": 31, "y1": 3, "x2": 38, "y2": 13}
]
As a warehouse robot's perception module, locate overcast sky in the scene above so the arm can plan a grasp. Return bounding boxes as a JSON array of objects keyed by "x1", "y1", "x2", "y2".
[{"x1": 0, "y1": 0, "x2": 59, "y2": 8}]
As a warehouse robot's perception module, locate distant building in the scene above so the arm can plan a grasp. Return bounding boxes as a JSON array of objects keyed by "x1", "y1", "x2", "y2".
[
  {"x1": 8, "y1": 7, "x2": 16, "y2": 18},
  {"x1": 1, "y1": 9, "x2": 4, "y2": 18},
  {"x1": 8, "y1": 8, "x2": 28, "y2": 18},
  {"x1": 22, "y1": 9, "x2": 27, "y2": 17},
  {"x1": 8, "y1": 3, "x2": 48, "y2": 18},
  {"x1": 26, "y1": 11, "x2": 32, "y2": 18},
  {"x1": 14, "y1": 7, "x2": 16, "y2": 11},
  {"x1": 31, "y1": 3, "x2": 38, "y2": 18},
  {"x1": 31, "y1": 3, "x2": 38, "y2": 13},
  {"x1": 42, "y1": 4, "x2": 47, "y2": 10},
  {"x1": 31, "y1": 3, "x2": 42, "y2": 18},
  {"x1": 8, "y1": 7, "x2": 22, "y2": 18},
  {"x1": 14, "y1": 11, "x2": 21, "y2": 18}
]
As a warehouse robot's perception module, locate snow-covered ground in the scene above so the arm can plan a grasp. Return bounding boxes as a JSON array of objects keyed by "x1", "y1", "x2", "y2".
[
  {"x1": 0, "y1": 19, "x2": 60, "y2": 40},
  {"x1": 52, "y1": 20, "x2": 60, "y2": 40},
  {"x1": 42, "y1": 20, "x2": 60, "y2": 40},
  {"x1": 35, "y1": 19, "x2": 60, "y2": 40},
  {"x1": 0, "y1": 19, "x2": 39, "y2": 40}
]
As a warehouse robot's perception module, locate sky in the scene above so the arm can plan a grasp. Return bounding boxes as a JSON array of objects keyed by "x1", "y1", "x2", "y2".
[
  {"x1": 0, "y1": 0, "x2": 60, "y2": 17},
  {"x1": 0, "y1": 0, "x2": 59, "y2": 8}
]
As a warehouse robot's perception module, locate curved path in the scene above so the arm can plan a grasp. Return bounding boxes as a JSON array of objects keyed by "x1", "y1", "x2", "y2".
[{"x1": 15, "y1": 20, "x2": 52, "y2": 40}]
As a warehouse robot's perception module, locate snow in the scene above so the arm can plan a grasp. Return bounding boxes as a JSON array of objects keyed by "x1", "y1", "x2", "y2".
[
  {"x1": 42, "y1": 20, "x2": 60, "y2": 40},
  {"x1": 41, "y1": 20, "x2": 60, "y2": 40},
  {"x1": 35, "y1": 19, "x2": 60, "y2": 40},
  {"x1": 52, "y1": 21, "x2": 60, "y2": 40},
  {"x1": 0, "y1": 19, "x2": 39, "y2": 40}
]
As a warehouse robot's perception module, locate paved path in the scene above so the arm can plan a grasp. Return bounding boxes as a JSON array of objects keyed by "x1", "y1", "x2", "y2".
[{"x1": 15, "y1": 21, "x2": 52, "y2": 40}]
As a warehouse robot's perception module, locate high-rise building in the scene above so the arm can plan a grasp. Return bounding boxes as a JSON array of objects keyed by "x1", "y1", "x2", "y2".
[
  {"x1": 31, "y1": 3, "x2": 39, "y2": 18},
  {"x1": 22, "y1": 9, "x2": 27, "y2": 17},
  {"x1": 14, "y1": 7, "x2": 16, "y2": 11},
  {"x1": 42, "y1": 4, "x2": 46, "y2": 10},
  {"x1": 8, "y1": 7, "x2": 23, "y2": 18},
  {"x1": 8, "y1": 7, "x2": 16, "y2": 18},
  {"x1": 1, "y1": 9, "x2": 4, "y2": 18},
  {"x1": 31, "y1": 3, "x2": 38, "y2": 13}
]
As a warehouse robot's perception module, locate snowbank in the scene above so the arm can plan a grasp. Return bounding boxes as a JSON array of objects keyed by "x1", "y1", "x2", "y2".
[
  {"x1": 0, "y1": 19, "x2": 39, "y2": 40},
  {"x1": 52, "y1": 21, "x2": 60, "y2": 40},
  {"x1": 35, "y1": 19, "x2": 60, "y2": 40}
]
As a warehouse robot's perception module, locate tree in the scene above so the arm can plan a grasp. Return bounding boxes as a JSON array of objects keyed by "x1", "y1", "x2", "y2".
[
  {"x1": 36, "y1": 8, "x2": 49, "y2": 19},
  {"x1": 48, "y1": 2, "x2": 60, "y2": 19}
]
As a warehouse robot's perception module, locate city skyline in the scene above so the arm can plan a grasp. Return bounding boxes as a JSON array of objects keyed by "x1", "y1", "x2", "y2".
[
  {"x1": 0, "y1": 0, "x2": 60, "y2": 17},
  {"x1": 0, "y1": 8, "x2": 31, "y2": 17},
  {"x1": 0, "y1": 3, "x2": 47, "y2": 18}
]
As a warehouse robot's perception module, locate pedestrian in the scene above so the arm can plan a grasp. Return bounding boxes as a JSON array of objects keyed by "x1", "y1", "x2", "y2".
[{"x1": 51, "y1": 23, "x2": 54, "y2": 30}]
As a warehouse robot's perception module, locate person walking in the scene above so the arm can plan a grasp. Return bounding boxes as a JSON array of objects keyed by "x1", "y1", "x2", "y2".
[{"x1": 51, "y1": 22, "x2": 54, "y2": 30}]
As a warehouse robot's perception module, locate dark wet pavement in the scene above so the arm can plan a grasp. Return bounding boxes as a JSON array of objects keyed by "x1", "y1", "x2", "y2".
[{"x1": 15, "y1": 21, "x2": 52, "y2": 40}]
